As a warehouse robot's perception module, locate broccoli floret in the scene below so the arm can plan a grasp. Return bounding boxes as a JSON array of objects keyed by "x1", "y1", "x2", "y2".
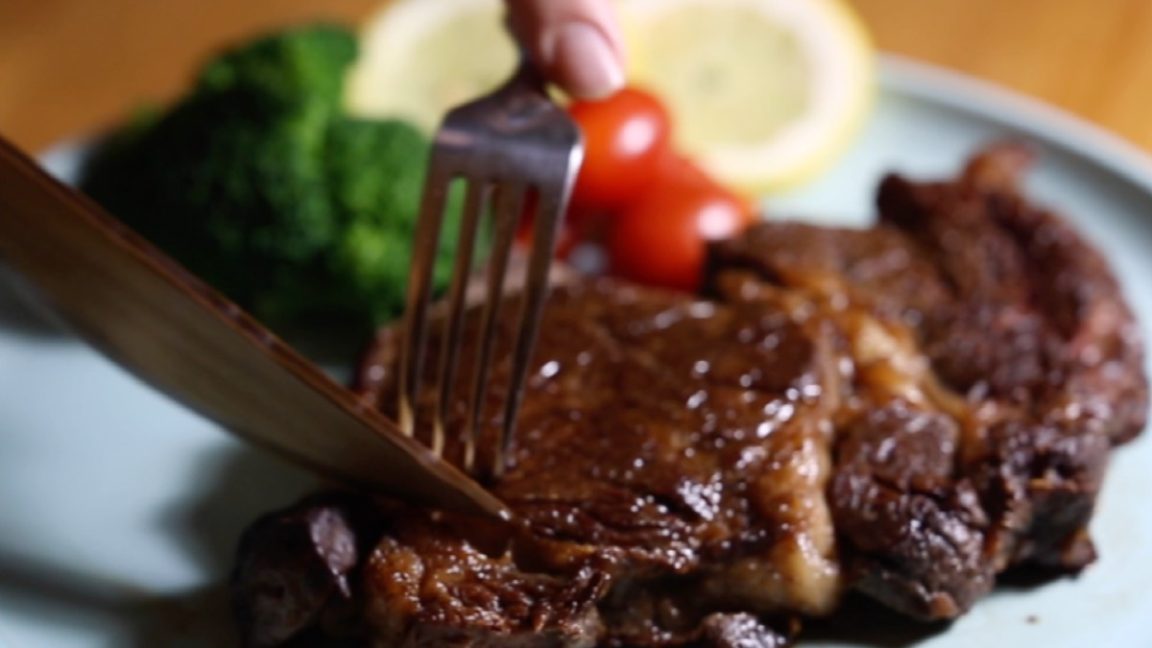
[
  {"x1": 323, "y1": 118, "x2": 461, "y2": 326},
  {"x1": 80, "y1": 25, "x2": 461, "y2": 338},
  {"x1": 195, "y1": 23, "x2": 356, "y2": 109}
]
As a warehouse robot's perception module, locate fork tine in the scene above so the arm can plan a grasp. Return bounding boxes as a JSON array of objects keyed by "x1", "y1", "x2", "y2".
[
  {"x1": 492, "y1": 184, "x2": 567, "y2": 479},
  {"x1": 462, "y1": 183, "x2": 524, "y2": 476},
  {"x1": 432, "y1": 179, "x2": 490, "y2": 459},
  {"x1": 402, "y1": 55, "x2": 581, "y2": 482},
  {"x1": 398, "y1": 165, "x2": 453, "y2": 439}
]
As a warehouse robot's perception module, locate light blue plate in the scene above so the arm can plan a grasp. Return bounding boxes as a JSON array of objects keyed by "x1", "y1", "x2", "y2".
[{"x1": 1, "y1": 56, "x2": 1150, "y2": 647}]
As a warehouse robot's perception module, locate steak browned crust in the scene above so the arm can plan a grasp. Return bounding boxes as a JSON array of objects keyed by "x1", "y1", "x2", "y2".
[
  {"x1": 706, "y1": 144, "x2": 1147, "y2": 617},
  {"x1": 232, "y1": 145, "x2": 1147, "y2": 646},
  {"x1": 361, "y1": 280, "x2": 840, "y2": 647}
]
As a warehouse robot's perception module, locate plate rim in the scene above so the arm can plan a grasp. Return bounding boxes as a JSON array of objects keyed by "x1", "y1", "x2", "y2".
[{"x1": 879, "y1": 53, "x2": 1152, "y2": 195}]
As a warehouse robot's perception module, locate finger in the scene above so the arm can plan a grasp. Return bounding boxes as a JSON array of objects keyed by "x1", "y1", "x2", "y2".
[{"x1": 505, "y1": 0, "x2": 626, "y2": 99}]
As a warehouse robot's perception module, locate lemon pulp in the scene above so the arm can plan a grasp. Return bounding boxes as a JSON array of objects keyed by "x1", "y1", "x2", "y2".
[
  {"x1": 346, "y1": 0, "x2": 516, "y2": 131},
  {"x1": 623, "y1": 0, "x2": 875, "y2": 193}
]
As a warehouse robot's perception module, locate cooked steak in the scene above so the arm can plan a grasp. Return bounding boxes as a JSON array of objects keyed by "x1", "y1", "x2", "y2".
[
  {"x1": 232, "y1": 145, "x2": 1147, "y2": 646},
  {"x1": 708, "y1": 144, "x2": 1147, "y2": 617},
  {"x1": 363, "y1": 278, "x2": 836, "y2": 647}
]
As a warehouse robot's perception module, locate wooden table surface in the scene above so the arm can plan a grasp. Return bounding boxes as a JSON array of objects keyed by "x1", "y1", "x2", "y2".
[{"x1": 2, "y1": 0, "x2": 1152, "y2": 154}]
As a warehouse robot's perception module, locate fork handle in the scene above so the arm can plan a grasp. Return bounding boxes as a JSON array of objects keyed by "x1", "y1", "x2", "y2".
[{"x1": 502, "y1": 51, "x2": 550, "y2": 97}]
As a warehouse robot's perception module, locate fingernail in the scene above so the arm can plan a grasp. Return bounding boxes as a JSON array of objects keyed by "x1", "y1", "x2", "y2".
[{"x1": 550, "y1": 22, "x2": 625, "y2": 99}]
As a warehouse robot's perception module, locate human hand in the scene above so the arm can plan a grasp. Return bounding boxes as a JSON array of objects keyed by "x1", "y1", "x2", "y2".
[{"x1": 504, "y1": 0, "x2": 626, "y2": 99}]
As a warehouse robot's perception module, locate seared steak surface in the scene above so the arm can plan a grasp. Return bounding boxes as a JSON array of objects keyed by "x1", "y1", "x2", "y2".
[
  {"x1": 233, "y1": 146, "x2": 1147, "y2": 646},
  {"x1": 365, "y1": 277, "x2": 839, "y2": 647}
]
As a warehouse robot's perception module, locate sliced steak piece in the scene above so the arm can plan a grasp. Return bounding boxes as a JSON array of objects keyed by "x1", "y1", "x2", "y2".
[
  {"x1": 827, "y1": 403, "x2": 991, "y2": 618},
  {"x1": 233, "y1": 493, "x2": 384, "y2": 647},
  {"x1": 877, "y1": 144, "x2": 1147, "y2": 445},
  {"x1": 233, "y1": 145, "x2": 1147, "y2": 646},
  {"x1": 239, "y1": 278, "x2": 839, "y2": 646},
  {"x1": 362, "y1": 511, "x2": 611, "y2": 647},
  {"x1": 706, "y1": 143, "x2": 1148, "y2": 618},
  {"x1": 356, "y1": 279, "x2": 842, "y2": 646}
]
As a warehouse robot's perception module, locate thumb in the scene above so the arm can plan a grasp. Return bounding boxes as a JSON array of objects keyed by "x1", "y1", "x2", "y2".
[{"x1": 505, "y1": 0, "x2": 626, "y2": 99}]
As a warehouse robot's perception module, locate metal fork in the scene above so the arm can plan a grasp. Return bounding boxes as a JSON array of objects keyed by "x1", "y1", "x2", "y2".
[{"x1": 397, "y1": 59, "x2": 583, "y2": 483}]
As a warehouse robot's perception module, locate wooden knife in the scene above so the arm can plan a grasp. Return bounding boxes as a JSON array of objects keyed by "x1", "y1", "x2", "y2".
[{"x1": 0, "y1": 135, "x2": 509, "y2": 520}]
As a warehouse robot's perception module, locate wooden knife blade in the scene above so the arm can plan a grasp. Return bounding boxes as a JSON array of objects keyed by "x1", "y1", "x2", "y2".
[{"x1": 0, "y1": 135, "x2": 509, "y2": 520}]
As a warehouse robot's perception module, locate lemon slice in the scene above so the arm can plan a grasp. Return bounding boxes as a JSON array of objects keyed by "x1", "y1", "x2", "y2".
[
  {"x1": 348, "y1": 0, "x2": 873, "y2": 192},
  {"x1": 619, "y1": 0, "x2": 875, "y2": 193},
  {"x1": 345, "y1": 0, "x2": 517, "y2": 131}
]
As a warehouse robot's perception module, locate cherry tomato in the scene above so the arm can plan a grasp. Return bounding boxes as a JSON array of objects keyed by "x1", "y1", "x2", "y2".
[
  {"x1": 516, "y1": 219, "x2": 580, "y2": 260},
  {"x1": 515, "y1": 193, "x2": 582, "y2": 260},
  {"x1": 608, "y1": 156, "x2": 755, "y2": 292},
  {"x1": 568, "y1": 87, "x2": 672, "y2": 211}
]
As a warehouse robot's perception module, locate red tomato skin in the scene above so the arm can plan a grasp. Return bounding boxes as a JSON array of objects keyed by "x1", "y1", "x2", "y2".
[
  {"x1": 608, "y1": 157, "x2": 754, "y2": 292},
  {"x1": 515, "y1": 196, "x2": 605, "y2": 260},
  {"x1": 515, "y1": 213, "x2": 579, "y2": 260},
  {"x1": 568, "y1": 88, "x2": 672, "y2": 211}
]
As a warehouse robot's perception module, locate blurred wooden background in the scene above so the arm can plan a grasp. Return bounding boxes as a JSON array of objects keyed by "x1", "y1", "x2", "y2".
[{"x1": 2, "y1": 0, "x2": 1152, "y2": 153}]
